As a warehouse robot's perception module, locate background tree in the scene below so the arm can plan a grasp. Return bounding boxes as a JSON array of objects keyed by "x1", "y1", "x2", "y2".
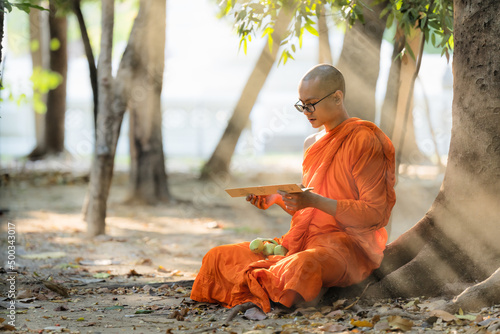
[
  {"x1": 28, "y1": 6, "x2": 49, "y2": 151},
  {"x1": 335, "y1": 0, "x2": 386, "y2": 122},
  {"x1": 127, "y1": 0, "x2": 170, "y2": 204},
  {"x1": 28, "y1": 0, "x2": 67, "y2": 160},
  {"x1": 71, "y1": 0, "x2": 97, "y2": 128},
  {"x1": 200, "y1": 6, "x2": 293, "y2": 181},
  {"x1": 84, "y1": 0, "x2": 169, "y2": 236}
]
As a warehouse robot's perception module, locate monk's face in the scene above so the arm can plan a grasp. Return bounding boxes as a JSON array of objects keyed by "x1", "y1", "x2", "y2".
[{"x1": 298, "y1": 77, "x2": 343, "y2": 132}]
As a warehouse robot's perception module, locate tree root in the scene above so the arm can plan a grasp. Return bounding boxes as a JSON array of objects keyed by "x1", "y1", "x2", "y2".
[{"x1": 444, "y1": 267, "x2": 500, "y2": 313}]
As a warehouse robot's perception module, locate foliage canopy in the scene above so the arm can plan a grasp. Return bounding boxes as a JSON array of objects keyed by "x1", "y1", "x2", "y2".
[{"x1": 218, "y1": 0, "x2": 453, "y2": 64}]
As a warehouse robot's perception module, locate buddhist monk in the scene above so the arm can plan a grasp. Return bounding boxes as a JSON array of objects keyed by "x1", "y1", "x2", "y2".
[{"x1": 190, "y1": 64, "x2": 396, "y2": 318}]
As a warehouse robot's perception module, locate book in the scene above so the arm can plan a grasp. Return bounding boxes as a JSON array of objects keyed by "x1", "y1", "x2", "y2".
[{"x1": 225, "y1": 184, "x2": 313, "y2": 198}]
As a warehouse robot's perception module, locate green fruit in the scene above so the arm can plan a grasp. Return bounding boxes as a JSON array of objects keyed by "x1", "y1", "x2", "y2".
[
  {"x1": 273, "y1": 245, "x2": 288, "y2": 256},
  {"x1": 249, "y1": 239, "x2": 264, "y2": 253},
  {"x1": 263, "y1": 243, "x2": 276, "y2": 257}
]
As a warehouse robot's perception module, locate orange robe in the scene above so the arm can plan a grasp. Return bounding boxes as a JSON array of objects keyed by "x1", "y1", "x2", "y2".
[{"x1": 190, "y1": 118, "x2": 396, "y2": 312}]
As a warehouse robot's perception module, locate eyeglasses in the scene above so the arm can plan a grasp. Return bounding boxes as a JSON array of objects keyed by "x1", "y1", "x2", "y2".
[{"x1": 294, "y1": 90, "x2": 337, "y2": 113}]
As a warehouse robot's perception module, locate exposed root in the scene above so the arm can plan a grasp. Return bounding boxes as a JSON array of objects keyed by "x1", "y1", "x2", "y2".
[{"x1": 444, "y1": 267, "x2": 500, "y2": 313}]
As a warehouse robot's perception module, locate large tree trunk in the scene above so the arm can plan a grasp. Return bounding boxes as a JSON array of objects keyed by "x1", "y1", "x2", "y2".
[
  {"x1": 72, "y1": 0, "x2": 98, "y2": 129},
  {"x1": 360, "y1": 0, "x2": 500, "y2": 302},
  {"x1": 128, "y1": 0, "x2": 170, "y2": 204},
  {"x1": 199, "y1": 8, "x2": 293, "y2": 181},
  {"x1": 84, "y1": 0, "x2": 143, "y2": 236},
  {"x1": 336, "y1": 0, "x2": 386, "y2": 122},
  {"x1": 28, "y1": 0, "x2": 68, "y2": 160},
  {"x1": 28, "y1": 8, "x2": 49, "y2": 150}
]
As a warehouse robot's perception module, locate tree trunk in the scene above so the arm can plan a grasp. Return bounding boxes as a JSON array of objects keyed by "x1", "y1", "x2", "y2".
[
  {"x1": 72, "y1": 0, "x2": 98, "y2": 129},
  {"x1": 199, "y1": 8, "x2": 293, "y2": 181},
  {"x1": 359, "y1": 0, "x2": 500, "y2": 302},
  {"x1": 0, "y1": 2, "x2": 4, "y2": 72},
  {"x1": 84, "y1": 0, "x2": 142, "y2": 236},
  {"x1": 318, "y1": 6, "x2": 332, "y2": 64},
  {"x1": 389, "y1": 29, "x2": 430, "y2": 174},
  {"x1": 336, "y1": 0, "x2": 387, "y2": 122},
  {"x1": 28, "y1": 1, "x2": 68, "y2": 160},
  {"x1": 28, "y1": 8, "x2": 49, "y2": 152},
  {"x1": 128, "y1": 0, "x2": 170, "y2": 205},
  {"x1": 380, "y1": 27, "x2": 404, "y2": 138}
]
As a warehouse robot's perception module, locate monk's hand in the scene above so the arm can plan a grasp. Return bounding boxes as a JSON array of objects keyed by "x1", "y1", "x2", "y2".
[
  {"x1": 278, "y1": 190, "x2": 313, "y2": 212},
  {"x1": 246, "y1": 194, "x2": 279, "y2": 210}
]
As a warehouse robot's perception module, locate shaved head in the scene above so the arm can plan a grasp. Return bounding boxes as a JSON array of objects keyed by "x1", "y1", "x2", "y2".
[{"x1": 301, "y1": 64, "x2": 346, "y2": 97}]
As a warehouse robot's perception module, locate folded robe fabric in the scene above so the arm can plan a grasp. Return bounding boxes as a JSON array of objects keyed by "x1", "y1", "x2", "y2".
[{"x1": 190, "y1": 118, "x2": 396, "y2": 313}]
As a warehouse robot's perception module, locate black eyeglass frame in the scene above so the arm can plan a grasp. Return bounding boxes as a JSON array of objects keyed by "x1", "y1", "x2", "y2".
[{"x1": 294, "y1": 90, "x2": 338, "y2": 113}]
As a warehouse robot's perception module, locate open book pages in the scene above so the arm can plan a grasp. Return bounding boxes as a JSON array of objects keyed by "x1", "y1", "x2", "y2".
[{"x1": 225, "y1": 184, "x2": 313, "y2": 197}]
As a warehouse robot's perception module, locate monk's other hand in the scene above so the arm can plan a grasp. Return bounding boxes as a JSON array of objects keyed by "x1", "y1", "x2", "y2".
[
  {"x1": 278, "y1": 190, "x2": 313, "y2": 212},
  {"x1": 246, "y1": 194, "x2": 279, "y2": 210}
]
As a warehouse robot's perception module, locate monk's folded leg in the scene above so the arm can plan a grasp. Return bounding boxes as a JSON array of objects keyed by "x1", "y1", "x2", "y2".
[
  {"x1": 253, "y1": 247, "x2": 348, "y2": 308},
  {"x1": 190, "y1": 242, "x2": 264, "y2": 307}
]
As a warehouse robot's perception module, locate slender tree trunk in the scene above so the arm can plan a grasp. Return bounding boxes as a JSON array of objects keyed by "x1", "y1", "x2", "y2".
[
  {"x1": 72, "y1": 0, "x2": 98, "y2": 129},
  {"x1": 336, "y1": 0, "x2": 387, "y2": 122},
  {"x1": 85, "y1": 0, "x2": 116, "y2": 237},
  {"x1": 352, "y1": 0, "x2": 500, "y2": 302},
  {"x1": 128, "y1": 0, "x2": 169, "y2": 204},
  {"x1": 380, "y1": 27, "x2": 404, "y2": 138},
  {"x1": 391, "y1": 29, "x2": 429, "y2": 174},
  {"x1": 85, "y1": 0, "x2": 153, "y2": 236},
  {"x1": 28, "y1": 1, "x2": 68, "y2": 160},
  {"x1": 45, "y1": 0, "x2": 67, "y2": 154},
  {"x1": 0, "y1": 2, "x2": 4, "y2": 72},
  {"x1": 28, "y1": 8, "x2": 49, "y2": 151},
  {"x1": 200, "y1": 8, "x2": 293, "y2": 181},
  {"x1": 318, "y1": 6, "x2": 332, "y2": 64}
]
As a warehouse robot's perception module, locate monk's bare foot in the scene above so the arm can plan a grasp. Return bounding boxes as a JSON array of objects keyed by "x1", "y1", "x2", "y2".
[
  {"x1": 224, "y1": 302, "x2": 257, "y2": 324},
  {"x1": 294, "y1": 287, "x2": 328, "y2": 309}
]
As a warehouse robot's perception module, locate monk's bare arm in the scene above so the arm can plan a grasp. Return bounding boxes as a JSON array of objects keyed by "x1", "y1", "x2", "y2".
[{"x1": 279, "y1": 190, "x2": 338, "y2": 216}]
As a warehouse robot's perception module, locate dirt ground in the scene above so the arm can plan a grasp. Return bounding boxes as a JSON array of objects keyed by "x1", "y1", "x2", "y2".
[{"x1": 1, "y1": 165, "x2": 499, "y2": 333}]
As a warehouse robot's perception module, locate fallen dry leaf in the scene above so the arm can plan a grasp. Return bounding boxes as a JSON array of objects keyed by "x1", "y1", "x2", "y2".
[
  {"x1": 429, "y1": 309, "x2": 457, "y2": 322},
  {"x1": 319, "y1": 323, "x2": 347, "y2": 332},
  {"x1": 126, "y1": 269, "x2": 142, "y2": 278},
  {"x1": 350, "y1": 318, "x2": 374, "y2": 328},
  {"x1": 332, "y1": 298, "x2": 347, "y2": 310},
  {"x1": 43, "y1": 281, "x2": 69, "y2": 297},
  {"x1": 244, "y1": 307, "x2": 267, "y2": 321},
  {"x1": 388, "y1": 315, "x2": 414, "y2": 331}
]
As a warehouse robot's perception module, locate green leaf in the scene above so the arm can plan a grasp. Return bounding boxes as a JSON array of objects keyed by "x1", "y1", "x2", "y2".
[
  {"x1": 386, "y1": 12, "x2": 394, "y2": 29},
  {"x1": 30, "y1": 39, "x2": 40, "y2": 52},
  {"x1": 4, "y1": 2, "x2": 13, "y2": 12},
  {"x1": 93, "y1": 273, "x2": 111, "y2": 279},
  {"x1": 404, "y1": 41, "x2": 416, "y2": 61},
  {"x1": 456, "y1": 314, "x2": 477, "y2": 321},
  {"x1": 50, "y1": 38, "x2": 60, "y2": 51},
  {"x1": 135, "y1": 309, "x2": 153, "y2": 314},
  {"x1": 267, "y1": 34, "x2": 273, "y2": 53},
  {"x1": 304, "y1": 24, "x2": 318, "y2": 37}
]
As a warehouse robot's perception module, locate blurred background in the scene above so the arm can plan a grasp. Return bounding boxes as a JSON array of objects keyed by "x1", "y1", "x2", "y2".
[
  {"x1": 0, "y1": 0, "x2": 452, "y2": 173},
  {"x1": 0, "y1": 0, "x2": 454, "y2": 243}
]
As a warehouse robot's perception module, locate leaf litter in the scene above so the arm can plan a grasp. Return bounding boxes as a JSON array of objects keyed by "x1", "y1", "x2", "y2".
[{"x1": 2, "y1": 172, "x2": 500, "y2": 333}]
